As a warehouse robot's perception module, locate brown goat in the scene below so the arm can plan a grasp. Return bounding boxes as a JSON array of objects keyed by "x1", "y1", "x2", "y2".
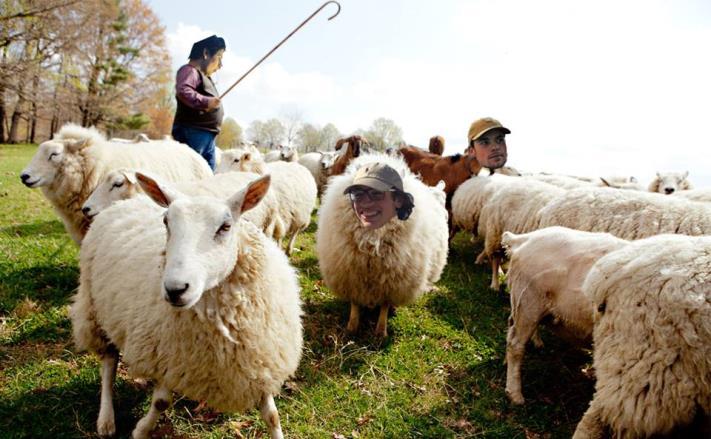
[
  {"x1": 329, "y1": 135, "x2": 371, "y2": 176},
  {"x1": 399, "y1": 146, "x2": 481, "y2": 199},
  {"x1": 428, "y1": 136, "x2": 445, "y2": 155}
]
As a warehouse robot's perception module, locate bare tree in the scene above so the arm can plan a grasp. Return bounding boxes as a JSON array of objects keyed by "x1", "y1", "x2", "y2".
[
  {"x1": 364, "y1": 117, "x2": 403, "y2": 151},
  {"x1": 280, "y1": 107, "x2": 303, "y2": 147}
]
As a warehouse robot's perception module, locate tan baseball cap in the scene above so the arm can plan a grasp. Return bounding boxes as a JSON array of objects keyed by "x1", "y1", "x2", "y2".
[
  {"x1": 468, "y1": 117, "x2": 511, "y2": 142},
  {"x1": 344, "y1": 162, "x2": 404, "y2": 193}
]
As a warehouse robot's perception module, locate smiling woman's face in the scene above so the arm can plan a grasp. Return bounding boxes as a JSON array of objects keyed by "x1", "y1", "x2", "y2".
[
  {"x1": 348, "y1": 187, "x2": 401, "y2": 230},
  {"x1": 470, "y1": 129, "x2": 508, "y2": 169}
]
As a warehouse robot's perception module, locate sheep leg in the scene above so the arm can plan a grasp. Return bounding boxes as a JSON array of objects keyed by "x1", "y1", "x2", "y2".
[
  {"x1": 131, "y1": 384, "x2": 171, "y2": 439},
  {"x1": 505, "y1": 305, "x2": 545, "y2": 405},
  {"x1": 96, "y1": 348, "x2": 119, "y2": 437},
  {"x1": 285, "y1": 227, "x2": 304, "y2": 255},
  {"x1": 572, "y1": 401, "x2": 605, "y2": 439},
  {"x1": 489, "y1": 254, "x2": 502, "y2": 290},
  {"x1": 474, "y1": 250, "x2": 487, "y2": 265},
  {"x1": 346, "y1": 302, "x2": 360, "y2": 333},
  {"x1": 374, "y1": 303, "x2": 390, "y2": 337},
  {"x1": 260, "y1": 393, "x2": 284, "y2": 439}
]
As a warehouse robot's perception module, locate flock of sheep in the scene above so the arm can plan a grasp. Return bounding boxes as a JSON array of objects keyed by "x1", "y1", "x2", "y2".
[{"x1": 17, "y1": 123, "x2": 710, "y2": 438}]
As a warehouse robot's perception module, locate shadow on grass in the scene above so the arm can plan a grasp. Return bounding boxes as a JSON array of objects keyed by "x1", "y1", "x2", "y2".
[
  {"x1": 0, "y1": 220, "x2": 67, "y2": 238},
  {"x1": 0, "y1": 263, "x2": 79, "y2": 313},
  {"x1": 0, "y1": 371, "x2": 146, "y2": 439}
]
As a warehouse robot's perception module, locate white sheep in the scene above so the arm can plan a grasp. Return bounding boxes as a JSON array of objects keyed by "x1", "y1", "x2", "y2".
[
  {"x1": 501, "y1": 227, "x2": 629, "y2": 405},
  {"x1": 19, "y1": 123, "x2": 213, "y2": 244},
  {"x1": 526, "y1": 173, "x2": 594, "y2": 190},
  {"x1": 81, "y1": 169, "x2": 282, "y2": 238},
  {"x1": 647, "y1": 170, "x2": 692, "y2": 194},
  {"x1": 539, "y1": 186, "x2": 711, "y2": 240},
  {"x1": 673, "y1": 187, "x2": 711, "y2": 203},
  {"x1": 574, "y1": 234, "x2": 711, "y2": 438},
  {"x1": 316, "y1": 153, "x2": 449, "y2": 337},
  {"x1": 476, "y1": 178, "x2": 564, "y2": 290},
  {"x1": 215, "y1": 148, "x2": 317, "y2": 255},
  {"x1": 215, "y1": 145, "x2": 266, "y2": 174},
  {"x1": 298, "y1": 151, "x2": 338, "y2": 195},
  {"x1": 69, "y1": 174, "x2": 303, "y2": 439},
  {"x1": 450, "y1": 173, "x2": 513, "y2": 237}
]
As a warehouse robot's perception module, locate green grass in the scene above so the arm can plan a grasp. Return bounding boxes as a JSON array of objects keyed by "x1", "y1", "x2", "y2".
[{"x1": 0, "y1": 143, "x2": 593, "y2": 438}]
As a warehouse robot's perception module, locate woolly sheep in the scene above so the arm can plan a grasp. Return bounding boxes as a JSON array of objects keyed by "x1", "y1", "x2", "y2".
[
  {"x1": 539, "y1": 186, "x2": 711, "y2": 240},
  {"x1": 316, "y1": 153, "x2": 449, "y2": 337},
  {"x1": 215, "y1": 145, "x2": 266, "y2": 174},
  {"x1": 476, "y1": 178, "x2": 564, "y2": 290},
  {"x1": 215, "y1": 151, "x2": 317, "y2": 255},
  {"x1": 526, "y1": 173, "x2": 593, "y2": 190},
  {"x1": 70, "y1": 174, "x2": 303, "y2": 439},
  {"x1": 673, "y1": 187, "x2": 711, "y2": 203},
  {"x1": 298, "y1": 151, "x2": 337, "y2": 194},
  {"x1": 19, "y1": 123, "x2": 213, "y2": 244},
  {"x1": 647, "y1": 170, "x2": 692, "y2": 194},
  {"x1": 573, "y1": 234, "x2": 710, "y2": 438},
  {"x1": 81, "y1": 169, "x2": 281, "y2": 238},
  {"x1": 501, "y1": 227, "x2": 629, "y2": 405}
]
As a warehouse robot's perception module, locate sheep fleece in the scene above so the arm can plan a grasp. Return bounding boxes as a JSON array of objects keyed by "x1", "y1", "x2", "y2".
[
  {"x1": 70, "y1": 196, "x2": 303, "y2": 412},
  {"x1": 575, "y1": 234, "x2": 711, "y2": 437},
  {"x1": 316, "y1": 154, "x2": 448, "y2": 308}
]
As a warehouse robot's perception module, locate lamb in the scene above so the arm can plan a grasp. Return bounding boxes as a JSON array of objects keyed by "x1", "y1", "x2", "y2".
[
  {"x1": 573, "y1": 234, "x2": 711, "y2": 438},
  {"x1": 501, "y1": 227, "x2": 629, "y2": 405},
  {"x1": 215, "y1": 145, "x2": 266, "y2": 174},
  {"x1": 316, "y1": 153, "x2": 449, "y2": 337},
  {"x1": 647, "y1": 170, "x2": 692, "y2": 194},
  {"x1": 81, "y1": 169, "x2": 281, "y2": 238},
  {"x1": 539, "y1": 186, "x2": 711, "y2": 240},
  {"x1": 264, "y1": 144, "x2": 299, "y2": 163},
  {"x1": 19, "y1": 123, "x2": 213, "y2": 244},
  {"x1": 215, "y1": 149, "x2": 317, "y2": 255},
  {"x1": 476, "y1": 177, "x2": 565, "y2": 290},
  {"x1": 69, "y1": 174, "x2": 303, "y2": 439}
]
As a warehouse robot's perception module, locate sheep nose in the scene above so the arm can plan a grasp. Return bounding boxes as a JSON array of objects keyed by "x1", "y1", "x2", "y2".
[
  {"x1": 20, "y1": 173, "x2": 30, "y2": 183},
  {"x1": 81, "y1": 207, "x2": 91, "y2": 217},
  {"x1": 164, "y1": 282, "x2": 189, "y2": 304},
  {"x1": 665, "y1": 188, "x2": 675, "y2": 194}
]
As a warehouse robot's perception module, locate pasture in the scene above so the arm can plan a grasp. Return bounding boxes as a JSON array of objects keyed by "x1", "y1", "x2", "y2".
[{"x1": 0, "y1": 144, "x2": 593, "y2": 438}]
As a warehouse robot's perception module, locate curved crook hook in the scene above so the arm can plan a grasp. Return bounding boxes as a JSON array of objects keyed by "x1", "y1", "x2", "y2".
[{"x1": 219, "y1": 1, "x2": 343, "y2": 99}]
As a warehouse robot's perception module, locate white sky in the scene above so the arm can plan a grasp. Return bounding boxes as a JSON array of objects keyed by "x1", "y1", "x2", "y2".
[{"x1": 147, "y1": 0, "x2": 711, "y2": 187}]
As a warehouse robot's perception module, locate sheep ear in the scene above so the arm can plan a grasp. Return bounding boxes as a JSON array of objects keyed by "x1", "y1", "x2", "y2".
[
  {"x1": 229, "y1": 175, "x2": 271, "y2": 215},
  {"x1": 122, "y1": 170, "x2": 137, "y2": 184},
  {"x1": 135, "y1": 172, "x2": 180, "y2": 208},
  {"x1": 629, "y1": 176, "x2": 638, "y2": 183},
  {"x1": 435, "y1": 180, "x2": 446, "y2": 191},
  {"x1": 600, "y1": 177, "x2": 611, "y2": 187},
  {"x1": 66, "y1": 138, "x2": 91, "y2": 152},
  {"x1": 656, "y1": 172, "x2": 661, "y2": 178}
]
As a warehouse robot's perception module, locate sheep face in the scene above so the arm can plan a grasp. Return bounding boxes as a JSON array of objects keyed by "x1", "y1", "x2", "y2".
[
  {"x1": 215, "y1": 147, "x2": 263, "y2": 174},
  {"x1": 320, "y1": 152, "x2": 337, "y2": 170},
  {"x1": 280, "y1": 145, "x2": 296, "y2": 161},
  {"x1": 651, "y1": 171, "x2": 690, "y2": 194},
  {"x1": 136, "y1": 173, "x2": 271, "y2": 308},
  {"x1": 20, "y1": 141, "x2": 68, "y2": 188},
  {"x1": 82, "y1": 170, "x2": 137, "y2": 218}
]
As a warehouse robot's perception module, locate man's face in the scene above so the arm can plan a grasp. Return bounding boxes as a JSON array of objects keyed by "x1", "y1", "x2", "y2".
[
  {"x1": 468, "y1": 129, "x2": 508, "y2": 169},
  {"x1": 348, "y1": 187, "x2": 401, "y2": 230},
  {"x1": 205, "y1": 49, "x2": 224, "y2": 75}
]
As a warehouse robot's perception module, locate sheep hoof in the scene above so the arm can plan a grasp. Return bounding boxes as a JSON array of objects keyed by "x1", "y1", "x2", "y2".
[
  {"x1": 506, "y1": 390, "x2": 525, "y2": 405},
  {"x1": 374, "y1": 325, "x2": 388, "y2": 338},
  {"x1": 97, "y1": 418, "x2": 116, "y2": 437}
]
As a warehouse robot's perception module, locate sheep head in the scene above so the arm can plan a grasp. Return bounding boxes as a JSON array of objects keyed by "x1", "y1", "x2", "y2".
[
  {"x1": 82, "y1": 169, "x2": 139, "y2": 219},
  {"x1": 19, "y1": 138, "x2": 89, "y2": 188},
  {"x1": 136, "y1": 172, "x2": 271, "y2": 308}
]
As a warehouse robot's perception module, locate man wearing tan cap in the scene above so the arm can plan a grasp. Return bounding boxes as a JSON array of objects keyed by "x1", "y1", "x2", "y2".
[
  {"x1": 343, "y1": 163, "x2": 415, "y2": 230},
  {"x1": 465, "y1": 117, "x2": 511, "y2": 170}
]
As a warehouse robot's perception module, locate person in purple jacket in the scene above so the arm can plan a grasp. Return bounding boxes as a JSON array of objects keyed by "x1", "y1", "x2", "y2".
[{"x1": 172, "y1": 35, "x2": 226, "y2": 171}]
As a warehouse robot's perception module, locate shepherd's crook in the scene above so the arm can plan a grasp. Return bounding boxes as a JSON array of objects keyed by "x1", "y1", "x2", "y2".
[{"x1": 219, "y1": 1, "x2": 341, "y2": 99}]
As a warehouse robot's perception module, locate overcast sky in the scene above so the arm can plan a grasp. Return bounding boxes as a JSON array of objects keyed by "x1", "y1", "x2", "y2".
[{"x1": 147, "y1": 0, "x2": 711, "y2": 187}]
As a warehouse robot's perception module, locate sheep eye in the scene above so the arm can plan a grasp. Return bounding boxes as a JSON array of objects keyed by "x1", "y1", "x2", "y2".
[
  {"x1": 233, "y1": 158, "x2": 240, "y2": 163},
  {"x1": 111, "y1": 181, "x2": 124, "y2": 190},
  {"x1": 162, "y1": 215, "x2": 168, "y2": 226},
  {"x1": 48, "y1": 152, "x2": 59, "y2": 160},
  {"x1": 217, "y1": 222, "x2": 231, "y2": 235}
]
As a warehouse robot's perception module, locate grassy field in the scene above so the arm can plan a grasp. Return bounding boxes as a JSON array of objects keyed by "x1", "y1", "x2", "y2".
[{"x1": 0, "y1": 143, "x2": 593, "y2": 438}]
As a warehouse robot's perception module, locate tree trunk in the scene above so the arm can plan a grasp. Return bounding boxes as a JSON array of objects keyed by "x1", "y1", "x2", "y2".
[
  {"x1": 0, "y1": 80, "x2": 6, "y2": 143},
  {"x1": 29, "y1": 73, "x2": 38, "y2": 143},
  {"x1": 8, "y1": 81, "x2": 25, "y2": 144}
]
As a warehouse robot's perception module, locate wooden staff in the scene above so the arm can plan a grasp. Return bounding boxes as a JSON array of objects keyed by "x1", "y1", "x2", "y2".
[{"x1": 219, "y1": 1, "x2": 341, "y2": 99}]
